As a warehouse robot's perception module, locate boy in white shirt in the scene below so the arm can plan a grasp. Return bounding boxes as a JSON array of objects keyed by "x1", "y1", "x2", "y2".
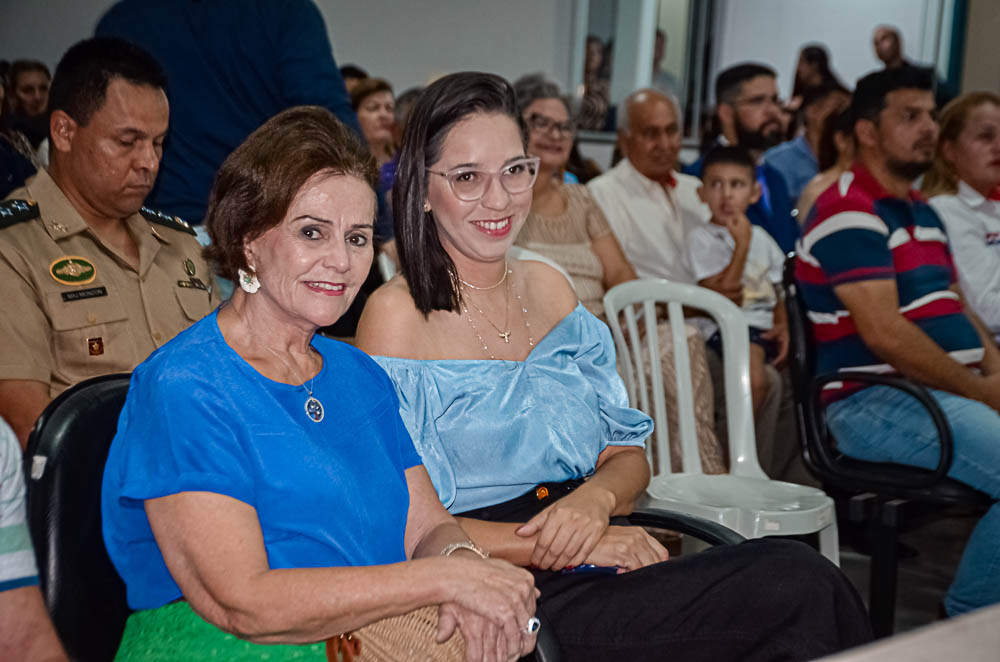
[{"x1": 687, "y1": 145, "x2": 789, "y2": 414}]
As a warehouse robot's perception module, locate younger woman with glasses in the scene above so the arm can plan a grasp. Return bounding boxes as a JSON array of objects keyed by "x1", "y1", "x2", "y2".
[
  {"x1": 512, "y1": 74, "x2": 726, "y2": 475},
  {"x1": 356, "y1": 71, "x2": 871, "y2": 661}
]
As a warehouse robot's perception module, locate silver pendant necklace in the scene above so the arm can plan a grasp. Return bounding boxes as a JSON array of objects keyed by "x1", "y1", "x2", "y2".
[{"x1": 262, "y1": 345, "x2": 325, "y2": 423}]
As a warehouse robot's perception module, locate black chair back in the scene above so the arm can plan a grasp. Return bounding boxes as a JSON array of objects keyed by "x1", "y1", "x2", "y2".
[
  {"x1": 782, "y1": 256, "x2": 990, "y2": 504},
  {"x1": 23, "y1": 373, "x2": 133, "y2": 662}
]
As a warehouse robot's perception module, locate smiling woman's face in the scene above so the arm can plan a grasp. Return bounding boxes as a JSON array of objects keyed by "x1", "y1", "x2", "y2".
[
  {"x1": 425, "y1": 112, "x2": 532, "y2": 268},
  {"x1": 246, "y1": 172, "x2": 375, "y2": 330}
]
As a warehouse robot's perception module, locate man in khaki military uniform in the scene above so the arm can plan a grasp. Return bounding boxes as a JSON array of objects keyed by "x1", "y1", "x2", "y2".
[{"x1": 0, "y1": 38, "x2": 218, "y2": 447}]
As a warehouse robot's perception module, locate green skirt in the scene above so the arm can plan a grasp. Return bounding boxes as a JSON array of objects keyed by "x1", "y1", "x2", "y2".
[{"x1": 115, "y1": 601, "x2": 328, "y2": 661}]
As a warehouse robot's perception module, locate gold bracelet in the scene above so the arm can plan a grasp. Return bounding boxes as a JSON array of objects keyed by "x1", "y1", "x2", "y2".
[{"x1": 440, "y1": 541, "x2": 489, "y2": 559}]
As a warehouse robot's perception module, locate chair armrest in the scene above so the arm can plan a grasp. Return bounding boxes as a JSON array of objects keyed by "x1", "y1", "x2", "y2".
[
  {"x1": 811, "y1": 371, "x2": 954, "y2": 489},
  {"x1": 627, "y1": 507, "x2": 747, "y2": 546},
  {"x1": 534, "y1": 611, "x2": 563, "y2": 662}
]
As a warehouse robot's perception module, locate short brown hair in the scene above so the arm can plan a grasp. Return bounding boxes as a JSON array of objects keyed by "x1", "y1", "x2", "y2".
[
  {"x1": 922, "y1": 92, "x2": 1000, "y2": 198},
  {"x1": 350, "y1": 77, "x2": 393, "y2": 111},
  {"x1": 204, "y1": 106, "x2": 377, "y2": 281}
]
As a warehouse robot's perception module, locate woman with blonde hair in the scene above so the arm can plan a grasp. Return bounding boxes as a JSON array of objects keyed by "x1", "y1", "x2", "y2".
[{"x1": 923, "y1": 92, "x2": 1000, "y2": 337}]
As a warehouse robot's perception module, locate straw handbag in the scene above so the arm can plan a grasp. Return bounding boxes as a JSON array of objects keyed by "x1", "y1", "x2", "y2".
[{"x1": 327, "y1": 605, "x2": 465, "y2": 662}]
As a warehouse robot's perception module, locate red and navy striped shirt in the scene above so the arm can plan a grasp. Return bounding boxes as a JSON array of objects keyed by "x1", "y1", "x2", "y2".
[{"x1": 795, "y1": 162, "x2": 983, "y2": 401}]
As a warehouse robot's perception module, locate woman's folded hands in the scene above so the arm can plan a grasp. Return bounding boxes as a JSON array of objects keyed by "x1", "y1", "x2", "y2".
[
  {"x1": 515, "y1": 489, "x2": 669, "y2": 572},
  {"x1": 435, "y1": 556, "x2": 540, "y2": 662}
]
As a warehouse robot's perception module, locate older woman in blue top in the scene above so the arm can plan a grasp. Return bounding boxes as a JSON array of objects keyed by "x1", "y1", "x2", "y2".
[
  {"x1": 356, "y1": 72, "x2": 872, "y2": 661},
  {"x1": 101, "y1": 106, "x2": 538, "y2": 662}
]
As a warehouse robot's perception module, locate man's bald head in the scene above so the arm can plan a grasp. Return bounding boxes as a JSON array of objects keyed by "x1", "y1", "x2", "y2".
[
  {"x1": 618, "y1": 88, "x2": 682, "y2": 181},
  {"x1": 618, "y1": 88, "x2": 681, "y2": 135},
  {"x1": 873, "y1": 26, "x2": 903, "y2": 68}
]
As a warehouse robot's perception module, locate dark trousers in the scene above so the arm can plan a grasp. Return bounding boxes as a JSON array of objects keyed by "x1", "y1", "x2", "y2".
[{"x1": 460, "y1": 481, "x2": 871, "y2": 662}]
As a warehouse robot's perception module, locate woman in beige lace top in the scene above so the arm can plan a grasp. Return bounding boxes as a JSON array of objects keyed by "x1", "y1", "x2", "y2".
[{"x1": 512, "y1": 75, "x2": 726, "y2": 474}]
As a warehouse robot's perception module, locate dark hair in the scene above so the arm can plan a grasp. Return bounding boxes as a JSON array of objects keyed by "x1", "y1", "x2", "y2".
[
  {"x1": 393, "y1": 71, "x2": 522, "y2": 315},
  {"x1": 791, "y1": 45, "x2": 832, "y2": 98},
  {"x1": 850, "y1": 64, "x2": 935, "y2": 127},
  {"x1": 700, "y1": 145, "x2": 756, "y2": 179},
  {"x1": 350, "y1": 77, "x2": 393, "y2": 110},
  {"x1": 339, "y1": 64, "x2": 368, "y2": 80},
  {"x1": 9, "y1": 60, "x2": 50, "y2": 88},
  {"x1": 48, "y1": 37, "x2": 166, "y2": 126},
  {"x1": 715, "y1": 63, "x2": 776, "y2": 105},
  {"x1": 394, "y1": 86, "x2": 424, "y2": 125},
  {"x1": 204, "y1": 106, "x2": 377, "y2": 282},
  {"x1": 817, "y1": 107, "x2": 854, "y2": 171},
  {"x1": 800, "y1": 80, "x2": 850, "y2": 112}
]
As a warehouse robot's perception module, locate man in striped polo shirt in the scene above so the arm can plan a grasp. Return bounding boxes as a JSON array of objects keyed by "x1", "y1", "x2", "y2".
[{"x1": 796, "y1": 66, "x2": 1000, "y2": 617}]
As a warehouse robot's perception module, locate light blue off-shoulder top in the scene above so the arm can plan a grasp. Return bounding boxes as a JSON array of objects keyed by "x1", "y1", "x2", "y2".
[{"x1": 373, "y1": 304, "x2": 653, "y2": 513}]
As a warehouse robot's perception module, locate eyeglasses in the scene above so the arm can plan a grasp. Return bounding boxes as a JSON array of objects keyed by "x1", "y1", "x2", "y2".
[
  {"x1": 426, "y1": 156, "x2": 540, "y2": 202},
  {"x1": 525, "y1": 113, "x2": 575, "y2": 138}
]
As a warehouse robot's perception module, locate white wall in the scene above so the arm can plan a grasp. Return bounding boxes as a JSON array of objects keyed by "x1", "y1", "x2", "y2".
[
  {"x1": 0, "y1": 0, "x2": 113, "y2": 69},
  {"x1": 0, "y1": 0, "x2": 575, "y2": 93},
  {"x1": 319, "y1": 0, "x2": 575, "y2": 92},
  {"x1": 712, "y1": 0, "x2": 934, "y2": 100}
]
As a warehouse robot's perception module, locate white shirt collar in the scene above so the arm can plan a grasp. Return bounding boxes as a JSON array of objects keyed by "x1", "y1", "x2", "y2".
[
  {"x1": 957, "y1": 179, "x2": 991, "y2": 209},
  {"x1": 618, "y1": 158, "x2": 678, "y2": 199}
]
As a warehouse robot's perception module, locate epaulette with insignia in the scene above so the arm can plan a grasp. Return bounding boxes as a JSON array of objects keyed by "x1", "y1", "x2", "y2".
[
  {"x1": 140, "y1": 206, "x2": 197, "y2": 236},
  {"x1": 0, "y1": 199, "x2": 40, "y2": 230}
]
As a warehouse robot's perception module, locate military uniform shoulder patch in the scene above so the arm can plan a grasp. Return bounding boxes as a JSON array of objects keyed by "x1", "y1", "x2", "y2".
[
  {"x1": 0, "y1": 199, "x2": 41, "y2": 230},
  {"x1": 141, "y1": 207, "x2": 197, "y2": 236}
]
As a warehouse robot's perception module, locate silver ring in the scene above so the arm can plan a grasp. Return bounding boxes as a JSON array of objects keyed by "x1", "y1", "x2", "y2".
[{"x1": 524, "y1": 617, "x2": 541, "y2": 634}]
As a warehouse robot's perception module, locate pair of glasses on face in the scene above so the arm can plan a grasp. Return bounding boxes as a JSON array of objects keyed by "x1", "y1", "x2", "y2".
[
  {"x1": 526, "y1": 113, "x2": 575, "y2": 138},
  {"x1": 426, "y1": 156, "x2": 540, "y2": 202}
]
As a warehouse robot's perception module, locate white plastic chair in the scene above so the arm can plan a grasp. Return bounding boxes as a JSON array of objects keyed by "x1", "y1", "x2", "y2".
[
  {"x1": 508, "y1": 246, "x2": 575, "y2": 290},
  {"x1": 377, "y1": 251, "x2": 397, "y2": 282},
  {"x1": 603, "y1": 278, "x2": 839, "y2": 565}
]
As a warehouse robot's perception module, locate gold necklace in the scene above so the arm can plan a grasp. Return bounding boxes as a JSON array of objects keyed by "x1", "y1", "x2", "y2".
[
  {"x1": 460, "y1": 266, "x2": 534, "y2": 359},
  {"x1": 510, "y1": 272, "x2": 534, "y2": 348},
  {"x1": 457, "y1": 260, "x2": 509, "y2": 290},
  {"x1": 462, "y1": 274, "x2": 512, "y2": 343}
]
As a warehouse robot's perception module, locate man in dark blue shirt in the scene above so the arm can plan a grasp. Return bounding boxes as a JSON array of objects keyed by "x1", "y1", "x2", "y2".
[
  {"x1": 97, "y1": 0, "x2": 387, "y2": 335},
  {"x1": 96, "y1": 0, "x2": 361, "y2": 230},
  {"x1": 684, "y1": 63, "x2": 799, "y2": 253}
]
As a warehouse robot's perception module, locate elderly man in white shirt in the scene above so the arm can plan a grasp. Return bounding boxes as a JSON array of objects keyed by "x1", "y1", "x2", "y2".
[
  {"x1": 588, "y1": 90, "x2": 710, "y2": 287},
  {"x1": 589, "y1": 89, "x2": 815, "y2": 486}
]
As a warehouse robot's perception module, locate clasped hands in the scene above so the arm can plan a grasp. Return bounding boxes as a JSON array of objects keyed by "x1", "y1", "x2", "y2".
[{"x1": 515, "y1": 489, "x2": 669, "y2": 572}]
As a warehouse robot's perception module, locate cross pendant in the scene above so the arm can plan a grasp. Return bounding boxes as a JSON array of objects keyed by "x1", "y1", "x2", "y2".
[{"x1": 498, "y1": 331, "x2": 511, "y2": 343}]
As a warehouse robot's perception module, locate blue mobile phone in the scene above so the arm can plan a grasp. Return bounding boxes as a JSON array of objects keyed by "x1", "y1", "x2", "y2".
[{"x1": 559, "y1": 564, "x2": 619, "y2": 575}]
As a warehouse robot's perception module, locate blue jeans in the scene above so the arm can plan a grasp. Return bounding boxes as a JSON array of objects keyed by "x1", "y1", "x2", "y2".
[{"x1": 828, "y1": 386, "x2": 1000, "y2": 616}]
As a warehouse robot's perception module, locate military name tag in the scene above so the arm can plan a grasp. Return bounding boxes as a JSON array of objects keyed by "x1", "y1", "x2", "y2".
[
  {"x1": 50, "y1": 256, "x2": 96, "y2": 285},
  {"x1": 177, "y1": 278, "x2": 208, "y2": 291},
  {"x1": 62, "y1": 286, "x2": 108, "y2": 302}
]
